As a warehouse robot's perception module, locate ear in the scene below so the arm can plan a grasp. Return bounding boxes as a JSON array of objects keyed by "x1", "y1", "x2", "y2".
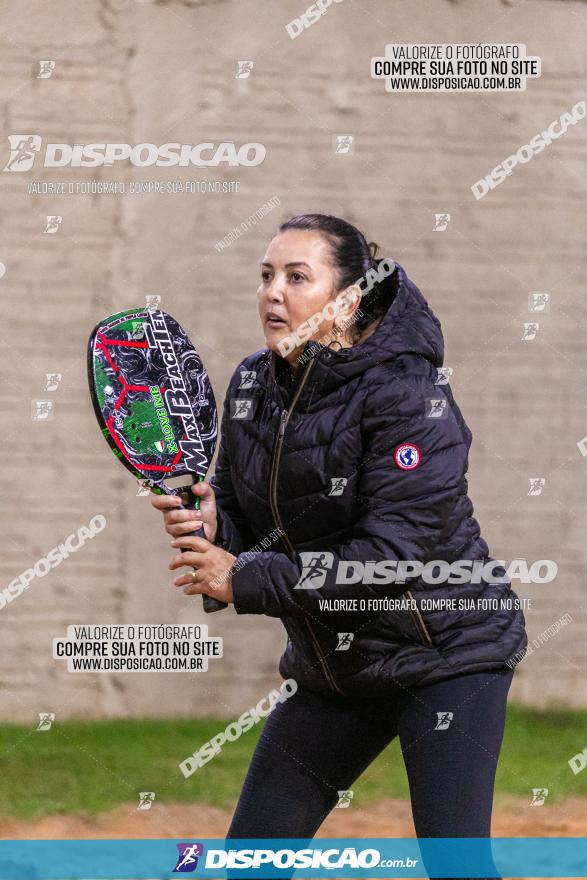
[{"x1": 334, "y1": 283, "x2": 362, "y2": 325}]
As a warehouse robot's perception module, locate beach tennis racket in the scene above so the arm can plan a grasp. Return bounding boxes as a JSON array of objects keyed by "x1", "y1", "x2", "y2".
[{"x1": 87, "y1": 306, "x2": 228, "y2": 613}]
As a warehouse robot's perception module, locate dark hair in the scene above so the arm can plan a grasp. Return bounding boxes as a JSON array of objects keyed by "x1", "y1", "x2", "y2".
[{"x1": 278, "y1": 213, "x2": 395, "y2": 342}]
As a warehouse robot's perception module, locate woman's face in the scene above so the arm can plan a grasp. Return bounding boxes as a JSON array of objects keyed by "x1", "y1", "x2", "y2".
[{"x1": 258, "y1": 230, "x2": 355, "y2": 367}]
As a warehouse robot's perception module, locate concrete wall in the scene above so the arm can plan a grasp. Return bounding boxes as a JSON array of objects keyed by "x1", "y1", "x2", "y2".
[{"x1": 0, "y1": 0, "x2": 585, "y2": 720}]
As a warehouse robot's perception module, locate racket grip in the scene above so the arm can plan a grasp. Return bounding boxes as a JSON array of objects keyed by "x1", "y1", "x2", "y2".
[
  {"x1": 182, "y1": 524, "x2": 228, "y2": 614},
  {"x1": 203, "y1": 595, "x2": 229, "y2": 613}
]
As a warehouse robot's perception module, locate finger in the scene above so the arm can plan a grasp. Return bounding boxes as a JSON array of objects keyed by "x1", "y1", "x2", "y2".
[
  {"x1": 171, "y1": 536, "x2": 210, "y2": 552},
  {"x1": 168, "y1": 551, "x2": 206, "y2": 570},
  {"x1": 183, "y1": 582, "x2": 206, "y2": 596},
  {"x1": 151, "y1": 495, "x2": 182, "y2": 511},
  {"x1": 164, "y1": 508, "x2": 203, "y2": 531},
  {"x1": 173, "y1": 571, "x2": 205, "y2": 588},
  {"x1": 164, "y1": 509, "x2": 202, "y2": 525},
  {"x1": 166, "y1": 520, "x2": 204, "y2": 538},
  {"x1": 190, "y1": 481, "x2": 215, "y2": 502}
]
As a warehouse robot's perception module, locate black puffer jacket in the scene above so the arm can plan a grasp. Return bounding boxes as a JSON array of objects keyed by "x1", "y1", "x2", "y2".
[{"x1": 212, "y1": 261, "x2": 527, "y2": 697}]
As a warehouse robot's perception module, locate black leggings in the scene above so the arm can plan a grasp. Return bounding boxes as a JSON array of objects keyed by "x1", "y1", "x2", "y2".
[{"x1": 227, "y1": 669, "x2": 513, "y2": 860}]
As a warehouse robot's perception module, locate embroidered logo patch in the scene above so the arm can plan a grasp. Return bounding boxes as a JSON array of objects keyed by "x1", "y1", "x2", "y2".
[{"x1": 394, "y1": 443, "x2": 421, "y2": 470}]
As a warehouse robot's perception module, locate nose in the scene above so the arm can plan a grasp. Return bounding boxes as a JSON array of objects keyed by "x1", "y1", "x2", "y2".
[{"x1": 266, "y1": 274, "x2": 286, "y2": 302}]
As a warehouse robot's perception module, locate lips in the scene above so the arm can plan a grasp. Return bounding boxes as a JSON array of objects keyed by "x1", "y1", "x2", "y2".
[{"x1": 266, "y1": 312, "x2": 287, "y2": 327}]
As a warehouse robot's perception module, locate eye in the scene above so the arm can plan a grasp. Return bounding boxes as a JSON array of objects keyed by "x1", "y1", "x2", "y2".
[
  {"x1": 261, "y1": 270, "x2": 272, "y2": 283},
  {"x1": 290, "y1": 272, "x2": 305, "y2": 283}
]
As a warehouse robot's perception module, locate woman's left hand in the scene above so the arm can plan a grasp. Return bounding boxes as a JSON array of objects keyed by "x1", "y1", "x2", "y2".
[{"x1": 169, "y1": 536, "x2": 236, "y2": 604}]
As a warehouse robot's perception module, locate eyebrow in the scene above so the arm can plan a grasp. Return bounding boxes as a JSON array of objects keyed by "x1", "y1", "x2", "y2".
[{"x1": 261, "y1": 261, "x2": 311, "y2": 269}]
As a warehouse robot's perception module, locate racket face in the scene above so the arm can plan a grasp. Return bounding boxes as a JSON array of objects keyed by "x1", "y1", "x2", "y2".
[{"x1": 87, "y1": 307, "x2": 217, "y2": 492}]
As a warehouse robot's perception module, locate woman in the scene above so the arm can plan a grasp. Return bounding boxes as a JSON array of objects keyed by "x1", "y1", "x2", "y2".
[{"x1": 152, "y1": 214, "x2": 527, "y2": 853}]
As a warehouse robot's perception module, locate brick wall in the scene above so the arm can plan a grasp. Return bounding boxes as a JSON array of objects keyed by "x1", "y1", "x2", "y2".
[{"x1": 0, "y1": 0, "x2": 585, "y2": 720}]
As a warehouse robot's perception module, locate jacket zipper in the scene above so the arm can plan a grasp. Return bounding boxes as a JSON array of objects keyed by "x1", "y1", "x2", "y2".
[
  {"x1": 405, "y1": 589, "x2": 434, "y2": 647},
  {"x1": 268, "y1": 359, "x2": 343, "y2": 694}
]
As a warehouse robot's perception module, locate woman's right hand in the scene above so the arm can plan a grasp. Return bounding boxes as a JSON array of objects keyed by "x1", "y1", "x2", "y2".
[{"x1": 150, "y1": 480, "x2": 218, "y2": 544}]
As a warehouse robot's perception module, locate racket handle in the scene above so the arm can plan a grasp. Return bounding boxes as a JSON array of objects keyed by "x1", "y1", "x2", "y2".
[
  {"x1": 182, "y1": 524, "x2": 228, "y2": 614},
  {"x1": 177, "y1": 480, "x2": 228, "y2": 614},
  {"x1": 203, "y1": 595, "x2": 229, "y2": 613}
]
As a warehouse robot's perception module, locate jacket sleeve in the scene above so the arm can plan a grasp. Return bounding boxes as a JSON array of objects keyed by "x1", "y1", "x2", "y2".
[
  {"x1": 210, "y1": 376, "x2": 257, "y2": 557},
  {"x1": 231, "y1": 375, "x2": 470, "y2": 617}
]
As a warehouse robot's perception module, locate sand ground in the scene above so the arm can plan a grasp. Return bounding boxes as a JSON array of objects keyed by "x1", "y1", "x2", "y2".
[
  {"x1": 2, "y1": 798, "x2": 584, "y2": 880},
  {"x1": 2, "y1": 795, "x2": 584, "y2": 838}
]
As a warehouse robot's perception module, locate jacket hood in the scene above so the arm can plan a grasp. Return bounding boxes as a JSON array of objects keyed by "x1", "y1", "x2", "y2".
[{"x1": 340, "y1": 260, "x2": 444, "y2": 371}]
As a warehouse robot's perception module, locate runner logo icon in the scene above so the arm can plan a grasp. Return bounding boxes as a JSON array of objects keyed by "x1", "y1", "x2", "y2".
[
  {"x1": 3, "y1": 135, "x2": 42, "y2": 171},
  {"x1": 294, "y1": 552, "x2": 334, "y2": 589},
  {"x1": 173, "y1": 843, "x2": 204, "y2": 872}
]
